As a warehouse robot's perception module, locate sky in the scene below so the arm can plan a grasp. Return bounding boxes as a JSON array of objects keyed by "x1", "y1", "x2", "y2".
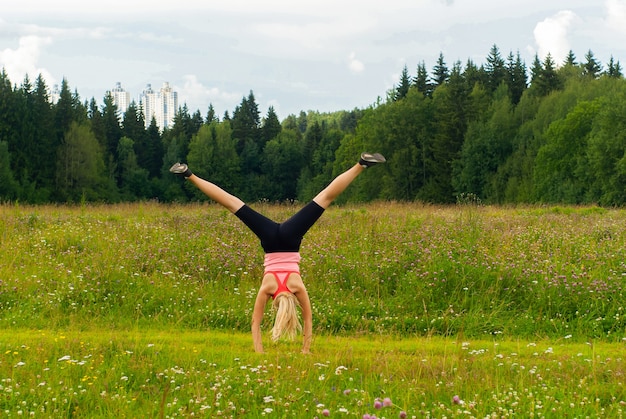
[{"x1": 2, "y1": 0, "x2": 626, "y2": 120}]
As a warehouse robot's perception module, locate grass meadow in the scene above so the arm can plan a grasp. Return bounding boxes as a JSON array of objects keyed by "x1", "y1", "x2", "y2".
[{"x1": 0, "y1": 201, "x2": 625, "y2": 418}]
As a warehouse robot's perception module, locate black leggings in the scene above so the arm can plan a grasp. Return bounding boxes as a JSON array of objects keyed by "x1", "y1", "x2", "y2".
[{"x1": 234, "y1": 201, "x2": 325, "y2": 253}]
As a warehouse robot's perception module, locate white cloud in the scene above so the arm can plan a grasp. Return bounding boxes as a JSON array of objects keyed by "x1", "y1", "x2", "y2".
[
  {"x1": 533, "y1": 10, "x2": 578, "y2": 63},
  {"x1": 250, "y1": 14, "x2": 376, "y2": 57},
  {"x1": 348, "y1": 52, "x2": 364, "y2": 73},
  {"x1": 605, "y1": 0, "x2": 626, "y2": 34},
  {"x1": 0, "y1": 35, "x2": 55, "y2": 85},
  {"x1": 176, "y1": 74, "x2": 241, "y2": 113}
]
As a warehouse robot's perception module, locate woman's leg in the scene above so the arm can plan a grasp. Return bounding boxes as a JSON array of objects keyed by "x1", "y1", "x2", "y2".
[
  {"x1": 280, "y1": 163, "x2": 364, "y2": 241},
  {"x1": 186, "y1": 174, "x2": 245, "y2": 213},
  {"x1": 191, "y1": 174, "x2": 283, "y2": 252},
  {"x1": 312, "y1": 152, "x2": 385, "y2": 208},
  {"x1": 312, "y1": 163, "x2": 364, "y2": 209},
  {"x1": 280, "y1": 153, "x2": 386, "y2": 240}
]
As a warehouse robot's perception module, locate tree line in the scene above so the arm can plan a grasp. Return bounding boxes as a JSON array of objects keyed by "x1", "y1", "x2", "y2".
[{"x1": 1, "y1": 44, "x2": 625, "y2": 205}]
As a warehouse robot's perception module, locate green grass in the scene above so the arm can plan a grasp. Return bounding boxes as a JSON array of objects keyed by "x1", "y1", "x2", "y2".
[
  {"x1": 2, "y1": 329, "x2": 625, "y2": 418},
  {"x1": 1, "y1": 201, "x2": 625, "y2": 417}
]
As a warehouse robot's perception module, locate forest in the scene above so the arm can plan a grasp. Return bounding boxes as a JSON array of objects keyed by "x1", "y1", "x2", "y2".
[{"x1": 0, "y1": 44, "x2": 625, "y2": 205}]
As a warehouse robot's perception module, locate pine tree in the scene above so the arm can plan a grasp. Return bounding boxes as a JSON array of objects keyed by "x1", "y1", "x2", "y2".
[
  {"x1": 261, "y1": 106, "x2": 282, "y2": 145},
  {"x1": 484, "y1": 44, "x2": 507, "y2": 93},
  {"x1": 558, "y1": 50, "x2": 582, "y2": 81},
  {"x1": 88, "y1": 98, "x2": 106, "y2": 154},
  {"x1": 54, "y1": 79, "x2": 75, "y2": 147},
  {"x1": 463, "y1": 59, "x2": 486, "y2": 92},
  {"x1": 101, "y1": 91, "x2": 123, "y2": 182},
  {"x1": 206, "y1": 103, "x2": 217, "y2": 123},
  {"x1": 605, "y1": 56, "x2": 623, "y2": 78},
  {"x1": 122, "y1": 102, "x2": 150, "y2": 173},
  {"x1": 506, "y1": 51, "x2": 527, "y2": 104},
  {"x1": 432, "y1": 52, "x2": 449, "y2": 87},
  {"x1": 541, "y1": 54, "x2": 562, "y2": 94},
  {"x1": 530, "y1": 54, "x2": 562, "y2": 96},
  {"x1": 529, "y1": 54, "x2": 543, "y2": 86},
  {"x1": 394, "y1": 65, "x2": 411, "y2": 100},
  {"x1": 582, "y1": 50, "x2": 602, "y2": 79},
  {"x1": 31, "y1": 75, "x2": 56, "y2": 191},
  {"x1": 145, "y1": 118, "x2": 163, "y2": 179},
  {"x1": 413, "y1": 62, "x2": 432, "y2": 97},
  {"x1": 231, "y1": 90, "x2": 261, "y2": 153},
  {"x1": 563, "y1": 50, "x2": 577, "y2": 67}
]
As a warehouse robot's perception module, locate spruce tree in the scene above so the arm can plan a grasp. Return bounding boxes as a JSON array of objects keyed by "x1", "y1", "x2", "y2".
[
  {"x1": 432, "y1": 52, "x2": 449, "y2": 87},
  {"x1": 394, "y1": 65, "x2": 411, "y2": 100},
  {"x1": 583, "y1": 50, "x2": 602, "y2": 79}
]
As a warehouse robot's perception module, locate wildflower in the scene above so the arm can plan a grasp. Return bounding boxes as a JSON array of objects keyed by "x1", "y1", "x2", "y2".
[
  {"x1": 383, "y1": 397, "x2": 392, "y2": 407},
  {"x1": 335, "y1": 365, "x2": 348, "y2": 375},
  {"x1": 452, "y1": 395, "x2": 464, "y2": 405},
  {"x1": 322, "y1": 409, "x2": 330, "y2": 416},
  {"x1": 374, "y1": 400, "x2": 382, "y2": 409},
  {"x1": 399, "y1": 411, "x2": 407, "y2": 419}
]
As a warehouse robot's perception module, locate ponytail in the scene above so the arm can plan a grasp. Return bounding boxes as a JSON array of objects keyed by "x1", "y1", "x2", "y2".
[{"x1": 271, "y1": 293, "x2": 302, "y2": 341}]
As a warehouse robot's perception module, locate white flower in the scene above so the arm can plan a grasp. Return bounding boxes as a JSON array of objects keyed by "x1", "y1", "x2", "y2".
[{"x1": 335, "y1": 365, "x2": 348, "y2": 375}]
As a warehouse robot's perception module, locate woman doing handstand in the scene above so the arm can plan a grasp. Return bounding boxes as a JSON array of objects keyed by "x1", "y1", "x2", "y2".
[{"x1": 170, "y1": 152, "x2": 386, "y2": 353}]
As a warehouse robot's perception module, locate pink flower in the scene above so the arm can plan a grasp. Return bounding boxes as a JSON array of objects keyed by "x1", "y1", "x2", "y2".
[
  {"x1": 383, "y1": 397, "x2": 392, "y2": 407},
  {"x1": 322, "y1": 409, "x2": 330, "y2": 416},
  {"x1": 452, "y1": 395, "x2": 463, "y2": 405},
  {"x1": 399, "y1": 411, "x2": 407, "y2": 419},
  {"x1": 374, "y1": 400, "x2": 383, "y2": 409}
]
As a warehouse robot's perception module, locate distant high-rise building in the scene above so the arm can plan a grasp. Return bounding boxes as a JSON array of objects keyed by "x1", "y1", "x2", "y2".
[
  {"x1": 140, "y1": 83, "x2": 156, "y2": 127},
  {"x1": 158, "y1": 82, "x2": 178, "y2": 130},
  {"x1": 109, "y1": 82, "x2": 131, "y2": 118},
  {"x1": 139, "y1": 82, "x2": 178, "y2": 130},
  {"x1": 50, "y1": 84, "x2": 60, "y2": 104}
]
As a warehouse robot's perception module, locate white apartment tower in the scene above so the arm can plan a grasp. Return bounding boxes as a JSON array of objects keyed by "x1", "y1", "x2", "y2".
[
  {"x1": 139, "y1": 82, "x2": 178, "y2": 130},
  {"x1": 140, "y1": 83, "x2": 156, "y2": 127},
  {"x1": 50, "y1": 84, "x2": 60, "y2": 104},
  {"x1": 109, "y1": 82, "x2": 131, "y2": 118}
]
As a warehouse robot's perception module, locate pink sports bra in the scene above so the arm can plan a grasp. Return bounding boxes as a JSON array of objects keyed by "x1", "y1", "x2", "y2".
[{"x1": 265, "y1": 252, "x2": 301, "y2": 299}]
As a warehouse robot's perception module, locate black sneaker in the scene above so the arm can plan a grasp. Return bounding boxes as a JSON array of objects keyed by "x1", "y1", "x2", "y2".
[
  {"x1": 170, "y1": 163, "x2": 192, "y2": 178},
  {"x1": 359, "y1": 152, "x2": 386, "y2": 167}
]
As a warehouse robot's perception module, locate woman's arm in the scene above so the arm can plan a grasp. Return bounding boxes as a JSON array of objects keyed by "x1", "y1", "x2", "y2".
[
  {"x1": 296, "y1": 289, "x2": 313, "y2": 354},
  {"x1": 251, "y1": 289, "x2": 270, "y2": 353}
]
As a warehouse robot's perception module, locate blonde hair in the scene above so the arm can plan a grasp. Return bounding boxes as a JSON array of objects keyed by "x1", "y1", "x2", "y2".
[{"x1": 271, "y1": 293, "x2": 302, "y2": 341}]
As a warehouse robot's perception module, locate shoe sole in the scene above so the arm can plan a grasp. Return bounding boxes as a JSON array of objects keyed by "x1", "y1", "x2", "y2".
[
  {"x1": 169, "y1": 163, "x2": 188, "y2": 174},
  {"x1": 361, "y1": 153, "x2": 386, "y2": 164}
]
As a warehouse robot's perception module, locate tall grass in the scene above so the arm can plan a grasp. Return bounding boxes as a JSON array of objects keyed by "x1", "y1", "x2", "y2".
[
  {"x1": 1, "y1": 330, "x2": 625, "y2": 418},
  {"x1": 1, "y1": 202, "x2": 625, "y2": 417},
  {"x1": 1, "y1": 202, "x2": 625, "y2": 339}
]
